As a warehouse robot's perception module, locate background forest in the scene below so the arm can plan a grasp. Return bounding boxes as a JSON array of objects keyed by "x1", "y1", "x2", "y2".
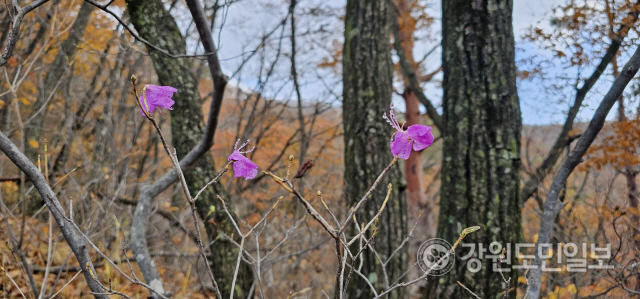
[{"x1": 1, "y1": 0, "x2": 640, "y2": 298}]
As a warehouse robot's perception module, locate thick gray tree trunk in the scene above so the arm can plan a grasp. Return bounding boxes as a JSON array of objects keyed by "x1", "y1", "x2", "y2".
[
  {"x1": 343, "y1": 0, "x2": 406, "y2": 298},
  {"x1": 125, "y1": 0, "x2": 251, "y2": 297},
  {"x1": 427, "y1": 0, "x2": 522, "y2": 297}
]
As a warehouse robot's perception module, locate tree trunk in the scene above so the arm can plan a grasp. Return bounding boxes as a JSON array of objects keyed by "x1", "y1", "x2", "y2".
[
  {"x1": 343, "y1": 0, "x2": 406, "y2": 298},
  {"x1": 125, "y1": 1, "x2": 251, "y2": 297},
  {"x1": 395, "y1": 0, "x2": 435, "y2": 240},
  {"x1": 427, "y1": 0, "x2": 521, "y2": 297},
  {"x1": 403, "y1": 90, "x2": 434, "y2": 232}
]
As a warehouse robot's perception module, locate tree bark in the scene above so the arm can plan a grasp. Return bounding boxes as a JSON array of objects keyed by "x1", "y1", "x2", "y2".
[
  {"x1": 343, "y1": 0, "x2": 406, "y2": 298},
  {"x1": 395, "y1": 0, "x2": 435, "y2": 240},
  {"x1": 403, "y1": 90, "x2": 434, "y2": 235},
  {"x1": 427, "y1": 0, "x2": 522, "y2": 297},
  {"x1": 125, "y1": 0, "x2": 251, "y2": 297}
]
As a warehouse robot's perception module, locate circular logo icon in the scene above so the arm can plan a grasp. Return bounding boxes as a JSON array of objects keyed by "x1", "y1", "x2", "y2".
[{"x1": 417, "y1": 238, "x2": 454, "y2": 276}]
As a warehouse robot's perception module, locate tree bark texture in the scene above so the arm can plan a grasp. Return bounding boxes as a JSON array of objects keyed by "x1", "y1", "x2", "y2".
[
  {"x1": 343, "y1": 0, "x2": 406, "y2": 298},
  {"x1": 125, "y1": 0, "x2": 251, "y2": 297},
  {"x1": 395, "y1": 0, "x2": 435, "y2": 242},
  {"x1": 428, "y1": 0, "x2": 522, "y2": 297}
]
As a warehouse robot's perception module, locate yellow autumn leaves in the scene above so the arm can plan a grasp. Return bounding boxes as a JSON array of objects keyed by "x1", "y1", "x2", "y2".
[
  {"x1": 0, "y1": 97, "x2": 33, "y2": 109},
  {"x1": 28, "y1": 139, "x2": 39, "y2": 148},
  {"x1": 542, "y1": 283, "x2": 578, "y2": 299}
]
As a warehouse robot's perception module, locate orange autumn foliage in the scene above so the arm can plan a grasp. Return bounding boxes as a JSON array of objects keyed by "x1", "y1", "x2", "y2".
[{"x1": 581, "y1": 119, "x2": 640, "y2": 171}]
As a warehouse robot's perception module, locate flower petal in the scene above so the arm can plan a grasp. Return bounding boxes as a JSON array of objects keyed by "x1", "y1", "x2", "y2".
[
  {"x1": 228, "y1": 151, "x2": 258, "y2": 179},
  {"x1": 390, "y1": 131, "x2": 412, "y2": 160},
  {"x1": 233, "y1": 159, "x2": 258, "y2": 180},
  {"x1": 407, "y1": 124, "x2": 434, "y2": 151},
  {"x1": 139, "y1": 85, "x2": 177, "y2": 115}
]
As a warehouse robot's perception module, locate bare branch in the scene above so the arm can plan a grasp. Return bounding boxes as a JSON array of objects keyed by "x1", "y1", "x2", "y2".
[
  {"x1": 0, "y1": 0, "x2": 50, "y2": 66},
  {"x1": 126, "y1": 0, "x2": 229, "y2": 293},
  {"x1": 457, "y1": 281, "x2": 482, "y2": 299},
  {"x1": 339, "y1": 157, "x2": 398, "y2": 235},
  {"x1": 375, "y1": 226, "x2": 480, "y2": 298},
  {"x1": 520, "y1": 0, "x2": 640, "y2": 203},
  {"x1": 528, "y1": 44, "x2": 640, "y2": 298},
  {"x1": 289, "y1": 0, "x2": 309, "y2": 163},
  {"x1": 129, "y1": 78, "x2": 223, "y2": 298},
  {"x1": 1, "y1": 266, "x2": 27, "y2": 298},
  {"x1": 83, "y1": 0, "x2": 219, "y2": 60},
  {"x1": 0, "y1": 130, "x2": 108, "y2": 298}
]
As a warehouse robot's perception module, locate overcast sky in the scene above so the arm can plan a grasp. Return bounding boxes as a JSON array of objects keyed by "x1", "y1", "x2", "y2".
[
  {"x1": 513, "y1": 0, "x2": 556, "y2": 34},
  {"x1": 211, "y1": 0, "x2": 617, "y2": 126}
]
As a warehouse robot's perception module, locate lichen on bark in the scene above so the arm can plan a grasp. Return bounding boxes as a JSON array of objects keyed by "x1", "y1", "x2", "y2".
[
  {"x1": 427, "y1": 0, "x2": 522, "y2": 298},
  {"x1": 343, "y1": 0, "x2": 407, "y2": 298}
]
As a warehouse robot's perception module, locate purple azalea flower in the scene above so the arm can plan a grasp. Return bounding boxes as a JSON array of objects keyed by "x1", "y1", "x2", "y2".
[
  {"x1": 227, "y1": 139, "x2": 258, "y2": 180},
  {"x1": 383, "y1": 104, "x2": 434, "y2": 160},
  {"x1": 139, "y1": 84, "x2": 177, "y2": 116}
]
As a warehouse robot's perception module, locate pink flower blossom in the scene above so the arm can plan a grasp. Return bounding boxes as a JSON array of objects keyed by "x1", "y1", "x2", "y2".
[
  {"x1": 227, "y1": 139, "x2": 258, "y2": 180},
  {"x1": 383, "y1": 104, "x2": 434, "y2": 160},
  {"x1": 139, "y1": 85, "x2": 177, "y2": 116}
]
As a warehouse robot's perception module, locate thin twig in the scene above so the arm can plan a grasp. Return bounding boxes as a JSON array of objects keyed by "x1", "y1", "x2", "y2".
[
  {"x1": 338, "y1": 157, "x2": 398, "y2": 235},
  {"x1": 38, "y1": 212, "x2": 54, "y2": 299},
  {"x1": 457, "y1": 281, "x2": 482, "y2": 299},
  {"x1": 49, "y1": 270, "x2": 82, "y2": 298},
  {"x1": 82, "y1": 0, "x2": 218, "y2": 60},
  {"x1": 1, "y1": 266, "x2": 28, "y2": 298},
  {"x1": 133, "y1": 77, "x2": 223, "y2": 298},
  {"x1": 375, "y1": 226, "x2": 481, "y2": 298},
  {"x1": 528, "y1": 43, "x2": 640, "y2": 298},
  {"x1": 0, "y1": 0, "x2": 50, "y2": 66}
]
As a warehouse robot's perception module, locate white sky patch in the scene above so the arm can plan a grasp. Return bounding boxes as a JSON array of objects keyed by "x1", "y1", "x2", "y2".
[{"x1": 199, "y1": 0, "x2": 620, "y2": 125}]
